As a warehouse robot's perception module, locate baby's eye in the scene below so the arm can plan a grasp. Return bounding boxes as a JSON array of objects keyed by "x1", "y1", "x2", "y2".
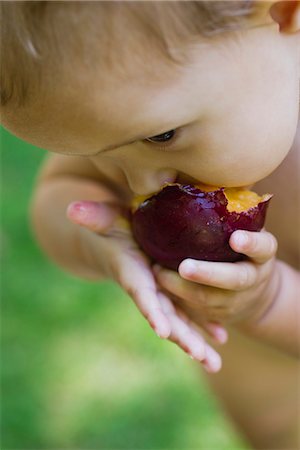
[{"x1": 145, "y1": 129, "x2": 176, "y2": 143}]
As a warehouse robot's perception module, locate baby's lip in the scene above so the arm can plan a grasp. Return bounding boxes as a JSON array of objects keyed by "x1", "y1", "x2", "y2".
[{"x1": 175, "y1": 173, "x2": 201, "y2": 185}]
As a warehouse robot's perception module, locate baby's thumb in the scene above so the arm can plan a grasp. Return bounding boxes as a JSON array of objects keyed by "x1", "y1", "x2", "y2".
[{"x1": 66, "y1": 201, "x2": 120, "y2": 234}]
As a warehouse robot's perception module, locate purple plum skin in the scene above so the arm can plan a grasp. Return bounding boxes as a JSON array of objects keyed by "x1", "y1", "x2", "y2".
[{"x1": 131, "y1": 184, "x2": 272, "y2": 270}]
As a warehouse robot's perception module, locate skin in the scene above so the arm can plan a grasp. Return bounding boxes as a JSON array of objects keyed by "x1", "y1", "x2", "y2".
[{"x1": 2, "y1": 2, "x2": 300, "y2": 448}]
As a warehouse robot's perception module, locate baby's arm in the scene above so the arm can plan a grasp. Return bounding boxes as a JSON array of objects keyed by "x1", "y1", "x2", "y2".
[
  {"x1": 31, "y1": 153, "x2": 225, "y2": 371},
  {"x1": 237, "y1": 257, "x2": 299, "y2": 357},
  {"x1": 153, "y1": 231, "x2": 300, "y2": 448},
  {"x1": 31, "y1": 153, "x2": 122, "y2": 279}
]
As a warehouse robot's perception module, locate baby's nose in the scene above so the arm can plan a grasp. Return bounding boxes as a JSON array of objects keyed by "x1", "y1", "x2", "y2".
[{"x1": 127, "y1": 168, "x2": 177, "y2": 195}]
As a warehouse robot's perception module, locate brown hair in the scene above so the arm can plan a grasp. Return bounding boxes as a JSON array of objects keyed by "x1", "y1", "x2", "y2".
[{"x1": 0, "y1": 1, "x2": 255, "y2": 107}]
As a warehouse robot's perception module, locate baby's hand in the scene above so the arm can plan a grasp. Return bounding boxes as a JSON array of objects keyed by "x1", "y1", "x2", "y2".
[
  {"x1": 153, "y1": 230, "x2": 278, "y2": 326},
  {"x1": 67, "y1": 200, "x2": 226, "y2": 373}
]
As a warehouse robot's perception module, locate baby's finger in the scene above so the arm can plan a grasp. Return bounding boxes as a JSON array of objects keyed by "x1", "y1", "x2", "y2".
[
  {"x1": 115, "y1": 254, "x2": 171, "y2": 339},
  {"x1": 158, "y1": 293, "x2": 222, "y2": 373},
  {"x1": 202, "y1": 347, "x2": 223, "y2": 373},
  {"x1": 67, "y1": 201, "x2": 120, "y2": 233},
  {"x1": 202, "y1": 322, "x2": 228, "y2": 344},
  {"x1": 229, "y1": 229, "x2": 277, "y2": 264},
  {"x1": 161, "y1": 294, "x2": 228, "y2": 345},
  {"x1": 178, "y1": 259, "x2": 261, "y2": 291},
  {"x1": 159, "y1": 295, "x2": 206, "y2": 361}
]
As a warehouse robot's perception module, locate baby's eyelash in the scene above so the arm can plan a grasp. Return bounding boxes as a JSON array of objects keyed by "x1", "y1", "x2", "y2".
[
  {"x1": 146, "y1": 129, "x2": 176, "y2": 143},
  {"x1": 143, "y1": 128, "x2": 180, "y2": 150}
]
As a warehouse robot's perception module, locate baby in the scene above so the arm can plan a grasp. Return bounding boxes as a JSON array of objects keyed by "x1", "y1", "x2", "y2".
[{"x1": 1, "y1": 1, "x2": 299, "y2": 448}]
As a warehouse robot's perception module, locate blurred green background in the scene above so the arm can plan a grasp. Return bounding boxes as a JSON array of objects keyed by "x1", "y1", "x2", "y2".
[{"x1": 1, "y1": 126, "x2": 249, "y2": 449}]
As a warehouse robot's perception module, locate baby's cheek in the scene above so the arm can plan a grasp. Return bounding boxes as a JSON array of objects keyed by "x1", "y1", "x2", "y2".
[{"x1": 201, "y1": 118, "x2": 293, "y2": 186}]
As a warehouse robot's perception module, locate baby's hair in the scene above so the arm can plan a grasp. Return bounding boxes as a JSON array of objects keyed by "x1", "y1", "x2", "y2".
[{"x1": 1, "y1": 1, "x2": 256, "y2": 107}]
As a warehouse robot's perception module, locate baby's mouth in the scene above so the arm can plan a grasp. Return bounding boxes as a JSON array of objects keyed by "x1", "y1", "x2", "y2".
[
  {"x1": 159, "y1": 170, "x2": 206, "y2": 187},
  {"x1": 175, "y1": 173, "x2": 202, "y2": 185}
]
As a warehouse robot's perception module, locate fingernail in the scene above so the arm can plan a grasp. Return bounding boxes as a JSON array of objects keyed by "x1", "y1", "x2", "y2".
[
  {"x1": 181, "y1": 260, "x2": 197, "y2": 276},
  {"x1": 205, "y1": 347, "x2": 222, "y2": 372},
  {"x1": 215, "y1": 328, "x2": 228, "y2": 344},
  {"x1": 236, "y1": 231, "x2": 248, "y2": 247},
  {"x1": 67, "y1": 202, "x2": 87, "y2": 221},
  {"x1": 206, "y1": 323, "x2": 228, "y2": 344},
  {"x1": 154, "y1": 323, "x2": 170, "y2": 339}
]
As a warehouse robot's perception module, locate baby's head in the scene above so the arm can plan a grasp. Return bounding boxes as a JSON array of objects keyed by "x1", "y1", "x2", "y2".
[{"x1": 1, "y1": 1, "x2": 299, "y2": 194}]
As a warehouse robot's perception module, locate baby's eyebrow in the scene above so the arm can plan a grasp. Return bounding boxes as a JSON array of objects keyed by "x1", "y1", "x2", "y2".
[
  {"x1": 100, "y1": 139, "x2": 136, "y2": 153},
  {"x1": 59, "y1": 136, "x2": 140, "y2": 157},
  {"x1": 93, "y1": 134, "x2": 150, "y2": 155}
]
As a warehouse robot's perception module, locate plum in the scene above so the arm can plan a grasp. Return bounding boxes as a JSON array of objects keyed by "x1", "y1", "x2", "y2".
[{"x1": 131, "y1": 184, "x2": 272, "y2": 270}]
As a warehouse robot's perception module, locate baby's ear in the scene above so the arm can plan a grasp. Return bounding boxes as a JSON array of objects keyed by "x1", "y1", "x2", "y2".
[{"x1": 270, "y1": 1, "x2": 300, "y2": 33}]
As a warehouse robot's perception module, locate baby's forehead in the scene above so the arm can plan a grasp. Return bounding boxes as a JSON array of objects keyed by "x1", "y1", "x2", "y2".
[
  {"x1": 1, "y1": 1, "x2": 258, "y2": 109},
  {"x1": 55, "y1": 2, "x2": 253, "y2": 83}
]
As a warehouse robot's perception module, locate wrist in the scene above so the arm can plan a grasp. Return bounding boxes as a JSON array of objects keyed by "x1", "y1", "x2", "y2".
[{"x1": 236, "y1": 260, "x2": 300, "y2": 357}]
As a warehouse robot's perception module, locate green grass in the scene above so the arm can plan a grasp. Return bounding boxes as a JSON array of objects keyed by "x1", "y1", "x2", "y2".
[{"x1": 1, "y1": 126, "x2": 249, "y2": 449}]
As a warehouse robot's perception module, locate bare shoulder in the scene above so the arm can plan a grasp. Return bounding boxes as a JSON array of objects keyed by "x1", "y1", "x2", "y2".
[{"x1": 256, "y1": 127, "x2": 300, "y2": 269}]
